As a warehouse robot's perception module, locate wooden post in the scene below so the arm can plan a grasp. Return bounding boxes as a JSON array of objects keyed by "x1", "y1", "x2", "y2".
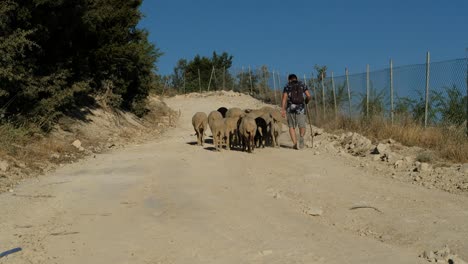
[
  {"x1": 366, "y1": 64, "x2": 370, "y2": 118},
  {"x1": 207, "y1": 66, "x2": 214, "y2": 91},
  {"x1": 183, "y1": 71, "x2": 186, "y2": 94},
  {"x1": 198, "y1": 68, "x2": 202, "y2": 93},
  {"x1": 424, "y1": 52, "x2": 431, "y2": 128},
  {"x1": 248, "y1": 65, "x2": 253, "y2": 95},
  {"x1": 321, "y1": 72, "x2": 326, "y2": 120},
  {"x1": 390, "y1": 59, "x2": 394, "y2": 124},
  {"x1": 213, "y1": 67, "x2": 218, "y2": 91},
  {"x1": 223, "y1": 66, "x2": 226, "y2": 91},
  {"x1": 331, "y1": 72, "x2": 337, "y2": 118},
  {"x1": 346, "y1": 68, "x2": 352, "y2": 117}
]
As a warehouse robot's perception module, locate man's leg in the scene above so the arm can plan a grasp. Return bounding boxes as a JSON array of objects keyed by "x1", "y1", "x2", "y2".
[
  {"x1": 287, "y1": 112, "x2": 298, "y2": 149},
  {"x1": 298, "y1": 114, "x2": 307, "y2": 149},
  {"x1": 289, "y1": 127, "x2": 297, "y2": 148}
]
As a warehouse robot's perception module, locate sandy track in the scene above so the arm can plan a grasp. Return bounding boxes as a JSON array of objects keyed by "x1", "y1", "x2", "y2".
[{"x1": 0, "y1": 93, "x2": 467, "y2": 264}]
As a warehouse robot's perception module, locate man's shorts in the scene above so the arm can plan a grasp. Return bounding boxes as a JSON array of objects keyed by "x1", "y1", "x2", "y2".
[{"x1": 287, "y1": 112, "x2": 306, "y2": 128}]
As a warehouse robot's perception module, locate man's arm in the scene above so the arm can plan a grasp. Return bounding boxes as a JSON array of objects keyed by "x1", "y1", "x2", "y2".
[{"x1": 281, "y1": 92, "x2": 288, "y2": 118}]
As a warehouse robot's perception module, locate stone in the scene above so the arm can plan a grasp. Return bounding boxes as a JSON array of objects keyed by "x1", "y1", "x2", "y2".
[
  {"x1": 417, "y1": 162, "x2": 432, "y2": 172},
  {"x1": 314, "y1": 128, "x2": 324, "y2": 136},
  {"x1": 372, "y1": 143, "x2": 388, "y2": 155},
  {"x1": 8, "y1": 189, "x2": 14, "y2": 193},
  {"x1": 314, "y1": 151, "x2": 320, "y2": 155},
  {"x1": 15, "y1": 161, "x2": 26, "y2": 168},
  {"x1": 72, "y1": 140, "x2": 82, "y2": 149},
  {"x1": 404, "y1": 156, "x2": 415, "y2": 163},
  {"x1": 373, "y1": 155, "x2": 381, "y2": 162},
  {"x1": 460, "y1": 164, "x2": 468, "y2": 174},
  {"x1": 305, "y1": 208, "x2": 323, "y2": 216},
  {"x1": 394, "y1": 160, "x2": 404, "y2": 169},
  {"x1": 0, "y1": 160, "x2": 10, "y2": 172}
]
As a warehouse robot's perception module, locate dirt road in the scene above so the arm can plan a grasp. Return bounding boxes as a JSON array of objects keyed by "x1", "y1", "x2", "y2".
[{"x1": 1, "y1": 92, "x2": 467, "y2": 263}]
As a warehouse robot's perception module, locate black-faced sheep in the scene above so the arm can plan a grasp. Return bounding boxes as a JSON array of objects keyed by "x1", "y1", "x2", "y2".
[
  {"x1": 217, "y1": 107, "x2": 228, "y2": 118},
  {"x1": 254, "y1": 116, "x2": 268, "y2": 148}
]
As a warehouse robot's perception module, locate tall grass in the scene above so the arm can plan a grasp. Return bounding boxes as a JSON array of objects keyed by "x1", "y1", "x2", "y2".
[{"x1": 320, "y1": 115, "x2": 468, "y2": 163}]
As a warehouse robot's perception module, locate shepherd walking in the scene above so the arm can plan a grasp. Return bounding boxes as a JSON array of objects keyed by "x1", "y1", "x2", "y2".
[{"x1": 281, "y1": 74, "x2": 312, "y2": 150}]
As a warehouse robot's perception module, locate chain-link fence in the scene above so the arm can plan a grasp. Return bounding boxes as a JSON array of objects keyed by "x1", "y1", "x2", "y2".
[
  {"x1": 317, "y1": 57, "x2": 467, "y2": 128},
  {"x1": 168, "y1": 57, "x2": 467, "y2": 128}
]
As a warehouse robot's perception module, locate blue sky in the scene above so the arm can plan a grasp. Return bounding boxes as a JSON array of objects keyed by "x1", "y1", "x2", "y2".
[{"x1": 139, "y1": 0, "x2": 468, "y2": 77}]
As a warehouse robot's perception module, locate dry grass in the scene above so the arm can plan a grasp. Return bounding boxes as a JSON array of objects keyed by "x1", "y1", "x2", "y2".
[{"x1": 319, "y1": 115, "x2": 468, "y2": 163}]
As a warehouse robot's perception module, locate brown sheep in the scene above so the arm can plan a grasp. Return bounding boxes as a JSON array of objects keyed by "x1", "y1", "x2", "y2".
[
  {"x1": 271, "y1": 121, "x2": 281, "y2": 148},
  {"x1": 260, "y1": 106, "x2": 275, "y2": 113},
  {"x1": 245, "y1": 109, "x2": 265, "y2": 119},
  {"x1": 208, "y1": 110, "x2": 223, "y2": 135},
  {"x1": 239, "y1": 116, "x2": 257, "y2": 153},
  {"x1": 211, "y1": 118, "x2": 226, "y2": 151},
  {"x1": 226, "y1": 107, "x2": 244, "y2": 119},
  {"x1": 224, "y1": 117, "x2": 239, "y2": 150},
  {"x1": 192, "y1": 112, "x2": 208, "y2": 146}
]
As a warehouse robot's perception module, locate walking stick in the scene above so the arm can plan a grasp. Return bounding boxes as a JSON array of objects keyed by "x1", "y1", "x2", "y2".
[{"x1": 305, "y1": 103, "x2": 314, "y2": 148}]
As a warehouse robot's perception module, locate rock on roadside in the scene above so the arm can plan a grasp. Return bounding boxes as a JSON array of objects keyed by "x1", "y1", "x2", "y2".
[{"x1": 0, "y1": 160, "x2": 10, "y2": 172}]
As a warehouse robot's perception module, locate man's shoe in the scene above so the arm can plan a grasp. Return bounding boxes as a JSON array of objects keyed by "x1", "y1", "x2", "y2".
[
  {"x1": 293, "y1": 143, "x2": 298, "y2": 150},
  {"x1": 299, "y1": 136, "x2": 305, "y2": 149}
]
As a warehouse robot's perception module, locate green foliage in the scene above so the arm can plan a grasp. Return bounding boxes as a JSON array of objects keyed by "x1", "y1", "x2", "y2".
[
  {"x1": 358, "y1": 85, "x2": 386, "y2": 118},
  {"x1": 172, "y1": 52, "x2": 233, "y2": 93},
  {"x1": 435, "y1": 85, "x2": 467, "y2": 125},
  {"x1": 0, "y1": 0, "x2": 161, "y2": 127}
]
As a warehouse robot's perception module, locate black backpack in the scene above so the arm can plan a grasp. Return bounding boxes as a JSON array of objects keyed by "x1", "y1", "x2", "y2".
[{"x1": 289, "y1": 82, "x2": 304, "y2": 105}]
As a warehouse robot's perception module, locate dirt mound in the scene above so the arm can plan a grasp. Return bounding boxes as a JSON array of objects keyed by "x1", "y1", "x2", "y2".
[{"x1": 0, "y1": 96, "x2": 178, "y2": 193}]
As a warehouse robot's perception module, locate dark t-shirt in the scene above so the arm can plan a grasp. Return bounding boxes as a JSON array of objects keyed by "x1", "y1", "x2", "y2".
[{"x1": 283, "y1": 81, "x2": 309, "y2": 114}]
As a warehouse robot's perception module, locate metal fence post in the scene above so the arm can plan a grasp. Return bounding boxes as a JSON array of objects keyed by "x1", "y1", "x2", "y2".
[
  {"x1": 424, "y1": 52, "x2": 431, "y2": 128},
  {"x1": 272, "y1": 70, "x2": 277, "y2": 105},
  {"x1": 366, "y1": 64, "x2": 370, "y2": 118},
  {"x1": 277, "y1": 71, "x2": 282, "y2": 107},
  {"x1": 183, "y1": 71, "x2": 186, "y2": 94},
  {"x1": 311, "y1": 73, "x2": 319, "y2": 119},
  {"x1": 321, "y1": 72, "x2": 326, "y2": 120},
  {"x1": 198, "y1": 68, "x2": 202, "y2": 93},
  {"x1": 240, "y1": 66, "x2": 245, "y2": 92},
  {"x1": 465, "y1": 48, "x2": 468, "y2": 136},
  {"x1": 346, "y1": 68, "x2": 352, "y2": 117},
  {"x1": 331, "y1": 72, "x2": 337, "y2": 118},
  {"x1": 248, "y1": 65, "x2": 254, "y2": 95},
  {"x1": 390, "y1": 59, "x2": 394, "y2": 124},
  {"x1": 223, "y1": 66, "x2": 226, "y2": 90}
]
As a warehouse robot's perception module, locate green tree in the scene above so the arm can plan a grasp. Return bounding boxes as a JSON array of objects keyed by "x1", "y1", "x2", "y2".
[
  {"x1": 171, "y1": 52, "x2": 234, "y2": 93},
  {"x1": 0, "y1": 0, "x2": 161, "y2": 128}
]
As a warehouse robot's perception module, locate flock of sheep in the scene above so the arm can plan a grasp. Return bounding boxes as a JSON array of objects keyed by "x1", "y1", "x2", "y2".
[{"x1": 191, "y1": 106, "x2": 284, "y2": 153}]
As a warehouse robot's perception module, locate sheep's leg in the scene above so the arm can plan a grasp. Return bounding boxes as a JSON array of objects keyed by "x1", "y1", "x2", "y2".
[
  {"x1": 199, "y1": 128, "x2": 203, "y2": 146},
  {"x1": 226, "y1": 132, "x2": 231, "y2": 150},
  {"x1": 195, "y1": 129, "x2": 200, "y2": 145}
]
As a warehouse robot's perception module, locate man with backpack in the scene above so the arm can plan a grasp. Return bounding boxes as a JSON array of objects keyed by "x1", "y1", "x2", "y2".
[{"x1": 281, "y1": 74, "x2": 312, "y2": 150}]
